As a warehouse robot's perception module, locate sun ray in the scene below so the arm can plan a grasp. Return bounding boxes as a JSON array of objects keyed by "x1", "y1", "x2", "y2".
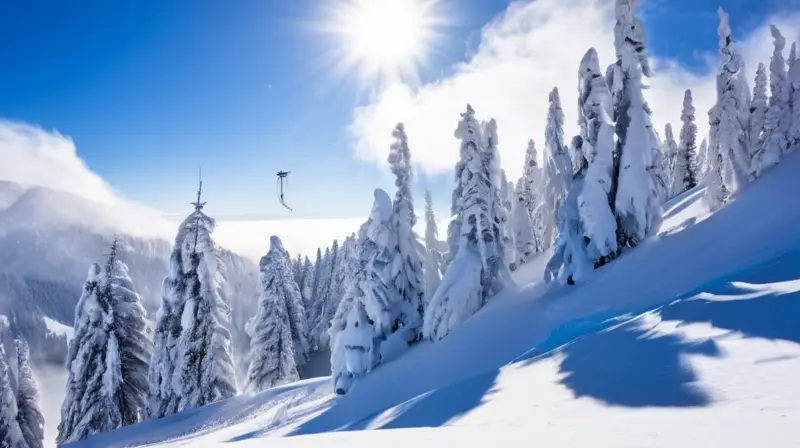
[{"x1": 317, "y1": 0, "x2": 450, "y2": 86}]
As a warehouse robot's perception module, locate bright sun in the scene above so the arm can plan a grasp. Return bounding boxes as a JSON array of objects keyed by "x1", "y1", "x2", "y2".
[{"x1": 324, "y1": 0, "x2": 445, "y2": 84}]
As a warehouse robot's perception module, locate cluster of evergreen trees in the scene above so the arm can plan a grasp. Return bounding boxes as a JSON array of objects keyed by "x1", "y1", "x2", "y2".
[
  {"x1": 0, "y1": 316, "x2": 45, "y2": 448},
  {"x1": 6, "y1": 2, "x2": 800, "y2": 445}
]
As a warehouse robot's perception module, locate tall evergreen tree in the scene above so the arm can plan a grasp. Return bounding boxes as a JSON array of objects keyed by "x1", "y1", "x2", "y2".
[
  {"x1": 704, "y1": 105, "x2": 727, "y2": 211},
  {"x1": 299, "y1": 256, "x2": 314, "y2": 312},
  {"x1": 245, "y1": 236, "x2": 301, "y2": 392},
  {"x1": 423, "y1": 190, "x2": 443, "y2": 303},
  {"x1": 13, "y1": 339, "x2": 43, "y2": 448},
  {"x1": 788, "y1": 42, "x2": 800, "y2": 151},
  {"x1": 749, "y1": 63, "x2": 769, "y2": 163},
  {"x1": 307, "y1": 248, "x2": 323, "y2": 314},
  {"x1": 662, "y1": 123, "x2": 679, "y2": 194},
  {"x1": 541, "y1": 88, "x2": 571, "y2": 250},
  {"x1": 696, "y1": 137, "x2": 709, "y2": 179},
  {"x1": 673, "y1": 89, "x2": 699, "y2": 196},
  {"x1": 424, "y1": 105, "x2": 510, "y2": 342},
  {"x1": 512, "y1": 178, "x2": 537, "y2": 267},
  {"x1": 309, "y1": 243, "x2": 337, "y2": 347},
  {"x1": 315, "y1": 237, "x2": 356, "y2": 350},
  {"x1": 714, "y1": 8, "x2": 752, "y2": 195},
  {"x1": 755, "y1": 25, "x2": 790, "y2": 176},
  {"x1": 329, "y1": 190, "x2": 396, "y2": 394},
  {"x1": 499, "y1": 169, "x2": 516, "y2": 270},
  {"x1": 148, "y1": 181, "x2": 236, "y2": 419},
  {"x1": 521, "y1": 139, "x2": 544, "y2": 252},
  {"x1": 0, "y1": 338, "x2": 25, "y2": 448},
  {"x1": 576, "y1": 48, "x2": 618, "y2": 264},
  {"x1": 386, "y1": 123, "x2": 425, "y2": 340},
  {"x1": 607, "y1": 0, "x2": 663, "y2": 249}
]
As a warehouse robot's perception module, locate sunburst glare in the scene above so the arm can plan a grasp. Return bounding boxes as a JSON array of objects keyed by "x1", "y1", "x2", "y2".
[{"x1": 320, "y1": 0, "x2": 448, "y2": 86}]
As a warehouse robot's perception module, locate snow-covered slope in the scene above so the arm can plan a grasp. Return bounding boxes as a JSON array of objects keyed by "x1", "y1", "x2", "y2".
[{"x1": 70, "y1": 155, "x2": 800, "y2": 447}]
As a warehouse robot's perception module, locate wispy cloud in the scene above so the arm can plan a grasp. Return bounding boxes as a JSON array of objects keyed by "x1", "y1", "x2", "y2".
[{"x1": 350, "y1": 0, "x2": 800, "y2": 181}]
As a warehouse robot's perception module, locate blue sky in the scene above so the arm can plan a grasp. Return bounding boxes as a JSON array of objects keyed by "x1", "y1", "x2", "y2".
[{"x1": 0, "y1": 0, "x2": 791, "y2": 220}]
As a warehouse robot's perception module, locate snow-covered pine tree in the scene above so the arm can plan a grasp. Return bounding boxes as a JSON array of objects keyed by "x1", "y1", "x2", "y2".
[
  {"x1": 521, "y1": 139, "x2": 544, "y2": 253},
  {"x1": 149, "y1": 183, "x2": 236, "y2": 419},
  {"x1": 329, "y1": 189, "x2": 396, "y2": 394},
  {"x1": 704, "y1": 105, "x2": 727, "y2": 211},
  {"x1": 245, "y1": 236, "x2": 301, "y2": 392},
  {"x1": 749, "y1": 63, "x2": 769, "y2": 164},
  {"x1": 307, "y1": 248, "x2": 323, "y2": 314},
  {"x1": 0, "y1": 328, "x2": 25, "y2": 448},
  {"x1": 386, "y1": 123, "x2": 425, "y2": 340},
  {"x1": 576, "y1": 47, "x2": 618, "y2": 265},
  {"x1": 755, "y1": 25, "x2": 790, "y2": 176},
  {"x1": 541, "y1": 88, "x2": 571, "y2": 250},
  {"x1": 512, "y1": 178, "x2": 537, "y2": 267},
  {"x1": 57, "y1": 263, "x2": 121, "y2": 444},
  {"x1": 424, "y1": 105, "x2": 510, "y2": 342},
  {"x1": 309, "y1": 242, "x2": 337, "y2": 347},
  {"x1": 674, "y1": 89, "x2": 698, "y2": 196},
  {"x1": 299, "y1": 256, "x2": 314, "y2": 313},
  {"x1": 714, "y1": 8, "x2": 752, "y2": 195},
  {"x1": 315, "y1": 237, "x2": 355, "y2": 350},
  {"x1": 499, "y1": 169, "x2": 516, "y2": 270},
  {"x1": 13, "y1": 339, "x2": 43, "y2": 448},
  {"x1": 662, "y1": 123, "x2": 679, "y2": 195},
  {"x1": 608, "y1": 0, "x2": 663, "y2": 248},
  {"x1": 291, "y1": 254, "x2": 304, "y2": 291},
  {"x1": 696, "y1": 137, "x2": 709, "y2": 179},
  {"x1": 423, "y1": 190, "x2": 443, "y2": 303},
  {"x1": 788, "y1": 42, "x2": 800, "y2": 151}
]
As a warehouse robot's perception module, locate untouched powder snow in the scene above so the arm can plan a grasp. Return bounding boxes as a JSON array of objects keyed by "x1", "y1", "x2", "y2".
[{"x1": 70, "y1": 155, "x2": 800, "y2": 447}]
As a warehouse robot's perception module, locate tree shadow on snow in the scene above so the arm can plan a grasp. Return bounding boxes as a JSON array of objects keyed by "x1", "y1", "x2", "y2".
[
  {"x1": 555, "y1": 317, "x2": 721, "y2": 407},
  {"x1": 660, "y1": 251, "x2": 800, "y2": 345}
]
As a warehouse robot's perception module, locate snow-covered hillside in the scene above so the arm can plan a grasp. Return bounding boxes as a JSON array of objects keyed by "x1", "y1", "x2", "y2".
[{"x1": 67, "y1": 152, "x2": 800, "y2": 447}]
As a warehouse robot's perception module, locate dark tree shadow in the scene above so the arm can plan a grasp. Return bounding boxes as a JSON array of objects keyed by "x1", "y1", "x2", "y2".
[{"x1": 556, "y1": 317, "x2": 721, "y2": 407}]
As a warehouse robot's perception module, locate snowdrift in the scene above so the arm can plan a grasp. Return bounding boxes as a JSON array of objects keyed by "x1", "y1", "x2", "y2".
[{"x1": 70, "y1": 154, "x2": 800, "y2": 447}]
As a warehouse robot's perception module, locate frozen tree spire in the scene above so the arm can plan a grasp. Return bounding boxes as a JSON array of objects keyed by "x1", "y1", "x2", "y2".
[
  {"x1": 577, "y1": 47, "x2": 618, "y2": 263},
  {"x1": 424, "y1": 105, "x2": 510, "y2": 341},
  {"x1": 245, "y1": 236, "x2": 301, "y2": 392},
  {"x1": 511, "y1": 178, "x2": 536, "y2": 266},
  {"x1": 329, "y1": 189, "x2": 397, "y2": 394},
  {"x1": 499, "y1": 169, "x2": 516, "y2": 270},
  {"x1": 755, "y1": 24, "x2": 790, "y2": 176},
  {"x1": 423, "y1": 190, "x2": 443, "y2": 304},
  {"x1": 788, "y1": 42, "x2": 800, "y2": 151},
  {"x1": 521, "y1": 139, "x2": 544, "y2": 252},
  {"x1": 14, "y1": 339, "x2": 44, "y2": 448},
  {"x1": 662, "y1": 124, "x2": 678, "y2": 193},
  {"x1": 0, "y1": 338, "x2": 25, "y2": 448},
  {"x1": 387, "y1": 123, "x2": 425, "y2": 338},
  {"x1": 608, "y1": 0, "x2": 663, "y2": 248},
  {"x1": 541, "y1": 88, "x2": 571, "y2": 249},
  {"x1": 749, "y1": 63, "x2": 769, "y2": 162},
  {"x1": 697, "y1": 137, "x2": 709, "y2": 179},
  {"x1": 704, "y1": 106, "x2": 727, "y2": 211},
  {"x1": 148, "y1": 180, "x2": 236, "y2": 419},
  {"x1": 674, "y1": 89, "x2": 698, "y2": 196}
]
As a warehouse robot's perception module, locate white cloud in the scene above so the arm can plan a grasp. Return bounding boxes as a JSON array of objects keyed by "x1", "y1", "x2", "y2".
[{"x1": 350, "y1": 0, "x2": 800, "y2": 181}]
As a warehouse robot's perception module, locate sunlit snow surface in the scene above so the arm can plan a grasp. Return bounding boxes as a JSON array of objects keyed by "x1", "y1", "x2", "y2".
[{"x1": 70, "y1": 155, "x2": 800, "y2": 448}]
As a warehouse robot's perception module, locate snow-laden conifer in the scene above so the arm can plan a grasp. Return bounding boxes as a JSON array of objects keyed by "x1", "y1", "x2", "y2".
[
  {"x1": 387, "y1": 123, "x2": 425, "y2": 338},
  {"x1": 696, "y1": 137, "x2": 709, "y2": 179},
  {"x1": 499, "y1": 169, "x2": 516, "y2": 270},
  {"x1": 329, "y1": 189, "x2": 396, "y2": 394},
  {"x1": 756, "y1": 25, "x2": 790, "y2": 176},
  {"x1": 0, "y1": 335, "x2": 25, "y2": 448},
  {"x1": 423, "y1": 190, "x2": 443, "y2": 304},
  {"x1": 520, "y1": 139, "x2": 544, "y2": 252},
  {"x1": 662, "y1": 124, "x2": 679, "y2": 194},
  {"x1": 749, "y1": 63, "x2": 769, "y2": 162},
  {"x1": 704, "y1": 106, "x2": 727, "y2": 211},
  {"x1": 13, "y1": 339, "x2": 43, "y2": 448},
  {"x1": 576, "y1": 48, "x2": 618, "y2": 263},
  {"x1": 245, "y1": 236, "x2": 301, "y2": 392},
  {"x1": 608, "y1": 0, "x2": 663, "y2": 248},
  {"x1": 512, "y1": 179, "x2": 537, "y2": 266},
  {"x1": 424, "y1": 105, "x2": 510, "y2": 342},
  {"x1": 541, "y1": 88, "x2": 571, "y2": 250},
  {"x1": 148, "y1": 187, "x2": 236, "y2": 419},
  {"x1": 674, "y1": 90, "x2": 698, "y2": 195}
]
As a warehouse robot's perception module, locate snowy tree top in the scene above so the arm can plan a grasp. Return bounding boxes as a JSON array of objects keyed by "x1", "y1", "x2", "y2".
[
  {"x1": 614, "y1": 0, "x2": 651, "y2": 76},
  {"x1": 717, "y1": 7, "x2": 731, "y2": 49},
  {"x1": 769, "y1": 24, "x2": 786, "y2": 52},
  {"x1": 682, "y1": 90, "x2": 694, "y2": 116},
  {"x1": 580, "y1": 47, "x2": 601, "y2": 77},
  {"x1": 665, "y1": 123, "x2": 675, "y2": 141},
  {"x1": 371, "y1": 189, "x2": 393, "y2": 223},
  {"x1": 269, "y1": 236, "x2": 286, "y2": 254},
  {"x1": 455, "y1": 104, "x2": 482, "y2": 144},
  {"x1": 483, "y1": 118, "x2": 499, "y2": 148}
]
